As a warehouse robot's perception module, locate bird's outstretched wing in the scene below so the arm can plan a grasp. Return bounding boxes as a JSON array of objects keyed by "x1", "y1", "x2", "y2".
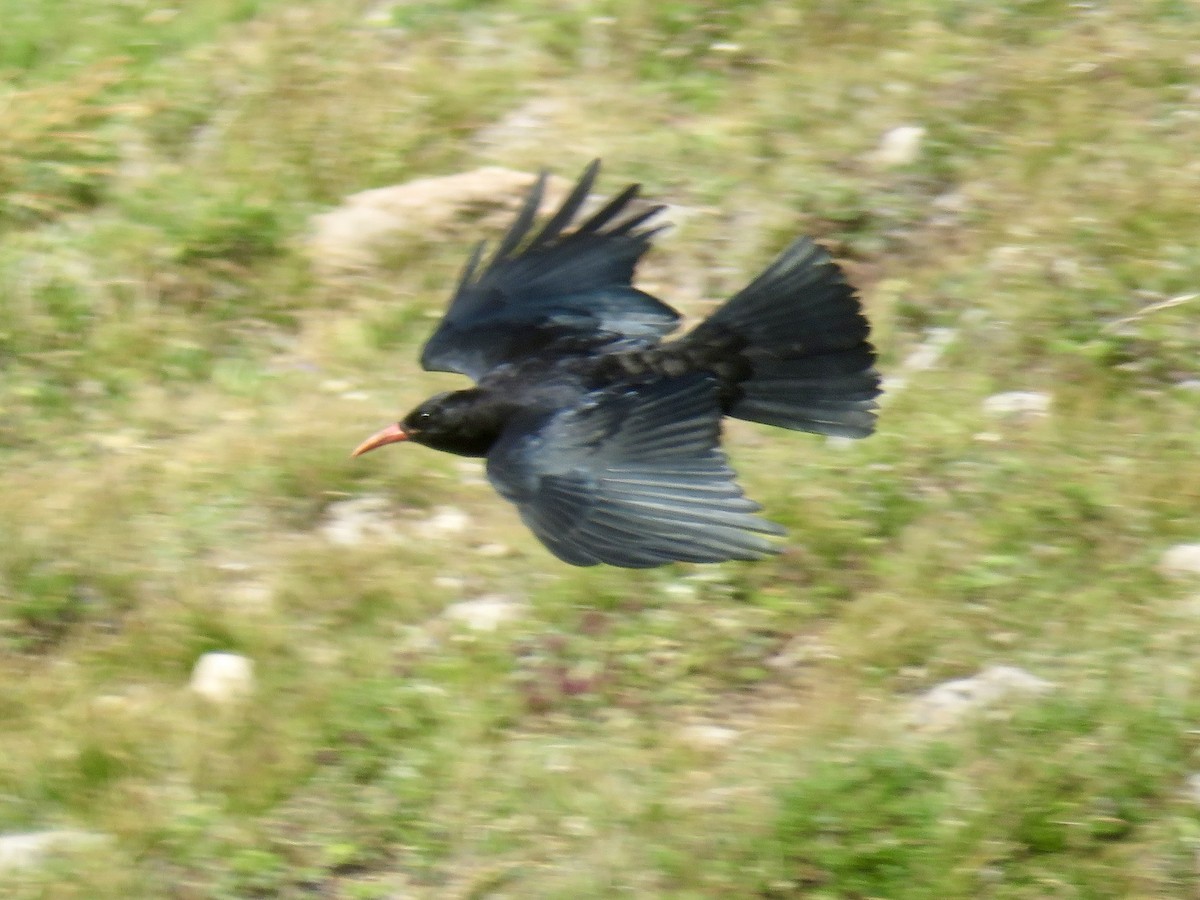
[
  {"x1": 486, "y1": 375, "x2": 785, "y2": 568},
  {"x1": 420, "y1": 160, "x2": 681, "y2": 382}
]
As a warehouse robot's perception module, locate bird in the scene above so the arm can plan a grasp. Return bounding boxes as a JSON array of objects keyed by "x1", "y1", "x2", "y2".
[{"x1": 352, "y1": 160, "x2": 880, "y2": 568}]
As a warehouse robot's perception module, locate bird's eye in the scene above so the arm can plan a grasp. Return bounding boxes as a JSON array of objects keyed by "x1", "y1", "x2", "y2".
[{"x1": 415, "y1": 411, "x2": 433, "y2": 425}]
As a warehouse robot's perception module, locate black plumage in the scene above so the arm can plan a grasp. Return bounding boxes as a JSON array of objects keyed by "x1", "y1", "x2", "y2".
[{"x1": 352, "y1": 161, "x2": 881, "y2": 568}]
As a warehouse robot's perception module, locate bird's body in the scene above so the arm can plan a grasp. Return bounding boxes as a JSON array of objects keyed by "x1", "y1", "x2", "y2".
[
  {"x1": 354, "y1": 161, "x2": 881, "y2": 567},
  {"x1": 405, "y1": 334, "x2": 747, "y2": 459}
]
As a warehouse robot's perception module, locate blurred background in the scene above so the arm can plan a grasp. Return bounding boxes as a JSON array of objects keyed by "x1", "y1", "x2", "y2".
[{"x1": 2, "y1": 1, "x2": 1200, "y2": 896}]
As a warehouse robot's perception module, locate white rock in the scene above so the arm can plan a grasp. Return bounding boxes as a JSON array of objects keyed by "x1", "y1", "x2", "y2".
[
  {"x1": 475, "y1": 542, "x2": 511, "y2": 557},
  {"x1": 902, "y1": 328, "x2": 958, "y2": 374},
  {"x1": 930, "y1": 190, "x2": 970, "y2": 224},
  {"x1": 94, "y1": 430, "x2": 145, "y2": 453},
  {"x1": 882, "y1": 327, "x2": 958, "y2": 393},
  {"x1": 422, "y1": 505, "x2": 470, "y2": 537},
  {"x1": 561, "y1": 816, "x2": 594, "y2": 836},
  {"x1": 982, "y1": 391, "x2": 1052, "y2": 420},
  {"x1": 473, "y1": 97, "x2": 564, "y2": 150},
  {"x1": 320, "y1": 496, "x2": 401, "y2": 546},
  {"x1": 361, "y1": 1, "x2": 397, "y2": 27},
  {"x1": 1170, "y1": 594, "x2": 1200, "y2": 619},
  {"x1": 662, "y1": 582, "x2": 698, "y2": 601},
  {"x1": 189, "y1": 653, "x2": 255, "y2": 703},
  {"x1": 543, "y1": 745, "x2": 574, "y2": 773},
  {"x1": 679, "y1": 724, "x2": 739, "y2": 750},
  {"x1": 443, "y1": 595, "x2": 525, "y2": 632},
  {"x1": 869, "y1": 125, "x2": 925, "y2": 168},
  {"x1": 987, "y1": 244, "x2": 1033, "y2": 274},
  {"x1": 1160, "y1": 544, "x2": 1200, "y2": 579},
  {"x1": 1184, "y1": 773, "x2": 1200, "y2": 805},
  {"x1": 907, "y1": 665, "x2": 1053, "y2": 731},
  {"x1": 0, "y1": 830, "x2": 106, "y2": 872}
]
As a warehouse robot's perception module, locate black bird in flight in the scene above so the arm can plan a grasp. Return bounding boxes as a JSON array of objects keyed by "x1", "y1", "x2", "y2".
[{"x1": 353, "y1": 161, "x2": 880, "y2": 567}]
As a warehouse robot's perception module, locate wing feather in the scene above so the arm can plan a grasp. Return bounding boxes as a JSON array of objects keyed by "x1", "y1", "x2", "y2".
[
  {"x1": 528, "y1": 159, "x2": 598, "y2": 249},
  {"x1": 420, "y1": 161, "x2": 680, "y2": 381},
  {"x1": 491, "y1": 171, "x2": 545, "y2": 264},
  {"x1": 486, "y1": 375, "x2": 783, "y2": 568}
]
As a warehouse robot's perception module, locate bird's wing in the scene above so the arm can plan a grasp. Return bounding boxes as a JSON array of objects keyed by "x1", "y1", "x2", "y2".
[
  {"x1": 420, "y1": 160, "x2": 681, "y2": 381},
  {"x1": 486, "y1": 374, "x2": 785, "y2": 568}
]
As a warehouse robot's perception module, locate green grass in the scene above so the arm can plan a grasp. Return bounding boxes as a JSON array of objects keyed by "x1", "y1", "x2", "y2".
[{"x1": 2, "y1": 0, "x2": 1200, "y2": 896}]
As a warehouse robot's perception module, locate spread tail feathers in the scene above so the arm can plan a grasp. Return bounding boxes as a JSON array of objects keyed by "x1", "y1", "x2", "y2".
[{"x1": 691, "y1": 238, "x2": 881, "y2": 438}]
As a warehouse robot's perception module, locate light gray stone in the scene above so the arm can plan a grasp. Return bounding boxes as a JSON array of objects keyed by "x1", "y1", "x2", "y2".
[
  {"x1": 473, "y1": 97, "x2": 565, "y2": 150},
  {"x1": 320, "y1": 496, "x2": 401, "y2": 546},
  {"x1": 1160, "y1": 544, "x2": 1200, "y2": 579},
  {"x1": 982, "y1": 391, "x2": 1052, "y2": 420},
  {"x1": 0, "y1": 830, "x2": 106, "y2": 872},
  {"x1": 422, "y1": 505, "x2": 470, "y2": 537},
  {"x1": 882, "y1": 327, "x2": 958, "y2": 393},
  {"x1": 679, "y1": 724, "x2": 739, "y2": 750},
  {"x1": 475, "y1": 542, "x2": 511, "y2": 558},
  {"x1": 869, "y1": 125, "x2": 925, "y2": 167},
  {"x1": 189, "y1": 652, "x2": 255, "y2": 703},
  {"x1": 908, "y1": 665, "x2": 1053, "y2": 731},
  {"x1": 1184, "y1": 773, "x2": 1200, "y2": 805},
  {"x1": 443, "y1": 595, "x2": 525, "y2": 632}
]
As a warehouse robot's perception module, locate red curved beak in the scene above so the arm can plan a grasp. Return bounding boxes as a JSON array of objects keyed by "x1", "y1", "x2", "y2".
[{"x1": 351, "y1": 423, "x2": 410, "y2": 457}]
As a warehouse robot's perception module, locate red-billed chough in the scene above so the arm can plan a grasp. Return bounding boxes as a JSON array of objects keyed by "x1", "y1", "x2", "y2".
[{"x1": 353, "y1": 161, "x2": 880, "y2": 568}]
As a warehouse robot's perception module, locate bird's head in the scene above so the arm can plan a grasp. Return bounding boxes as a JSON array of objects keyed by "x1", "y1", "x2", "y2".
[{"x1": 352, "y1": 389, "x2": 502, "y2": 459}]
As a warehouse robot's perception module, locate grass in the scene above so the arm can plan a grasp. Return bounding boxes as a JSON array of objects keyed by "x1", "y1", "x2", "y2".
[{"x1": 2, "y1": 0, "x2": 1200, "y2": 896}]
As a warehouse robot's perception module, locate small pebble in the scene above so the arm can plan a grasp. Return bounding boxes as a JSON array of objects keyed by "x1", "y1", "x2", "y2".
[
  {"x1": 1183, "y1": 773, "x2": 1200, "y2": 806},
  {"x1": 982, "y1": 391, "x2": 1052, "y2": 420},
  {"x1": 189, "y1": 653, "x2": 255, "y2": 704},
  {"x1": 1160, "y1": 544, "x2": 1200, "y2": 579},
  {"x1": 476, "y1": 542, "x2": 511, "y2": 557},
  {"x1": 0, "y1": 831, "x2": 107, "y2": 872},
  {"x1": 869, "y1": 125, "x2": 925, "y2": 167},
  {"x1": 423, "y1": 506, "x2": 470, "y2": 537},
  {"x1": 679, "y1": 724, "x2": 739, "y2": 750},
  {"x1": 907, "y1": 665, "x2": 1053, "y2": 731},
  {"x1": 443, "y1": 595, "x2": 525, "y2": 632},
  {"x1": 320, "y1": 496, "x2": 401, "y2": 546}
]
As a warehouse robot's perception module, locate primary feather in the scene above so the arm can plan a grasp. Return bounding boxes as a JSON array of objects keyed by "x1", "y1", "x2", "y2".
[{"x1": 419, "y1": 163, "x2": 679, "y2": 381}]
